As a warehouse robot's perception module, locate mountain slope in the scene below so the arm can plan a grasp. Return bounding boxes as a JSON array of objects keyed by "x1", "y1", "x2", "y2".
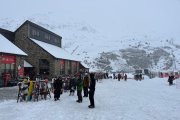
[{"x1": 0, "y1": 0, "x2": 180, "y2": 72}]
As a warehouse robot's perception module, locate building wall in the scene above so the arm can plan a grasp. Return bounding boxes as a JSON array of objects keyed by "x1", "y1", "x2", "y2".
[
  {"x1": 14, "y1": 21, "x2": 80, "y2": 78},
  {"x1": 54, "y1": 59, "x2": 61, "y2": 77},
  {"x1": 14, "y1": 23, "x2": 56, "y2": 78}
]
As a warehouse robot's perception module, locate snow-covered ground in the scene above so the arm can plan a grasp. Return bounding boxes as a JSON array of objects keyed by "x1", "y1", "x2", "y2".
[{"x1": 0, "y1": 77, "x2": 180, "y2": 120}]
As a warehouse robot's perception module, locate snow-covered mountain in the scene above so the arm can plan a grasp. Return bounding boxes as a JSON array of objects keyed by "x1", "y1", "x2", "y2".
[{"x1": 1, "y1": 0, "x2": 180, "y2": 72}]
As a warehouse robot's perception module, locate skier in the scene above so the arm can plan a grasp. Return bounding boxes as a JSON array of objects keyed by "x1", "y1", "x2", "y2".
[
  {"x1": 113, "y1": 73, "x2": 116, "y2": 79},
  {"x1": 88, "y1": 73, "x2": 96, "y2": 108},
  {"x1": 53, "y1": 76, "x2": 63, "y2": 101},
  {"x1": 76, "y1": 74, "x2": 83, "y2": 103},
  {"x1": 124, "y1": 74, "x2": 127, "y2": 81},
  {"x1": 118, "y1": 73, "x2": 121, "y2": 81},
  {"x1": 168, "y1": 73, "x2": 174, "y2": 86}
]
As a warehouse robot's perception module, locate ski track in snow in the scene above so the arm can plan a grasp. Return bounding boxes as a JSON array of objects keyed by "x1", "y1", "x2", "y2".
[{"x1": 0, "y1": 78, "x2": 180, "y2": 120}]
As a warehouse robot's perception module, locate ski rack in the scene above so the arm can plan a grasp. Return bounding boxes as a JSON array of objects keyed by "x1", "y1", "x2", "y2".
[{"x1": 17, "y1": 80, "x2": 51, "y2": 103}]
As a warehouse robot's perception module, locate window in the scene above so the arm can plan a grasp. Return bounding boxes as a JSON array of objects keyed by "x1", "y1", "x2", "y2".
[
  {"x1": 32, "y1": 29, "x2": 40, "y2": 37},
  {"x1": 0, "y1": 64, "x2": 5, "y2": 77},
  {"x1": 0, "y1": 63, "x2": 15, "y2": 81},
  {"x1": 39, "y1": 59, "x2": 50, "y2": 75},
  {"x1": 0, "y1": 55, "x2": 16, "y2": 81},
  {"x1": 65, "y1": 60, "x2": 71, "y2": 74},
  {"x1": 6, "y1": 64, "x2": 10, "y2": 70},
  {"x1": 45, "y1": 34, "x2": 51, "y2": 40},
  {"x1": 54, "y1": 38, "x2": 57, "y2": 42}
]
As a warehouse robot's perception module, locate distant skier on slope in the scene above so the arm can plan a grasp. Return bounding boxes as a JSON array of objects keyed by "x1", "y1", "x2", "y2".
[{"x1": 168, "y1": 73, "x2": 174, "y2": 86}]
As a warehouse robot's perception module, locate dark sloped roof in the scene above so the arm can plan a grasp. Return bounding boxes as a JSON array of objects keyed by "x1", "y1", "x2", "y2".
[
  {"x1": 14, "y1": 20, "x2": 62, "y2": 39},
  {"x1": 0, "y1": 28, "x2": 15, "y2": 42}
]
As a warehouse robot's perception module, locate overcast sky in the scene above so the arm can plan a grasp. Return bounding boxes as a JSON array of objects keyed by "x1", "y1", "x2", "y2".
[{"x1": 1, "y1": 0, "x2": 180, "y2": 40}]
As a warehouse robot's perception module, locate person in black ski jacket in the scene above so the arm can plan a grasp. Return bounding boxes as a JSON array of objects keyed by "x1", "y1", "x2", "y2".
[
  {"x1": 88, "y1": 73, "x2": 96, "y2": 108},
  {"x1": 124, "y1": 74, "x2": 127, "y2": 81},
  {"x1": 69, "y1": 76, "x2": 76, "y2": 96},
  {"x1": 168, "y1": 74, "x2": 174, "y2": 86},
  {"x1": 53, "y1": 76, "x2": 63, "y2": 101}
]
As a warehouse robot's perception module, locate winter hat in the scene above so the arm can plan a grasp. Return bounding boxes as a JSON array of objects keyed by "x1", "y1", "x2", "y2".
[{"x1": 90, "y1": 73, "x2": 95, "y2": 78}]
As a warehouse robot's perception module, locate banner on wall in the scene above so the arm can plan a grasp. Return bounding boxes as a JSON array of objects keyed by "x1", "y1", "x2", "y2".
[
  {"x1": 59, "y1": 60, "x2": 65, "y2": 65},
  {"x1": 0, "y1": 55, "x2": 16, "y2": 64}
]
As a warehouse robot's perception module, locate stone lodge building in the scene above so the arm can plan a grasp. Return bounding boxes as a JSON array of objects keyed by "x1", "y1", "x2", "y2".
[{"x1": 0, "y1": 20, "x2": 87, "y2": 80}]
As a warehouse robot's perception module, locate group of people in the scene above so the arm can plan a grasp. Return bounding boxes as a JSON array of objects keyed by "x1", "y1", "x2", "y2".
[
  {"x1": 112, "y1": 73, "x2": 128, "y2": 81},
  {"x1": 52, "y1": 72, "x2": 96, "y2": 109},
  {"x1": 117, "y1": 73, "x2": 127, "y2": 81}
]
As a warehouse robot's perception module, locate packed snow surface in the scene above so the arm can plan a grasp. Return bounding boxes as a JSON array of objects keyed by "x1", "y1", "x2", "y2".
[{"x1": 0, "y1": 77, "x2": 180, "y2": 120}]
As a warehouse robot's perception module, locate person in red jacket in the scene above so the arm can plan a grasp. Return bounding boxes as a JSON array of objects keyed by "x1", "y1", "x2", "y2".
[{"x1": 83, "y1": 73, "x2": 89, "y2": 97}]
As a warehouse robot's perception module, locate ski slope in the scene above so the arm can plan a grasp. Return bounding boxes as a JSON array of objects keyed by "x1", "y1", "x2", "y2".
[
  {"x1": 1, "y1": 0, "x2": 180, "y2": 71},
  {"x1": 0, "y1": 77, "x2": 180, "y2": 120}
]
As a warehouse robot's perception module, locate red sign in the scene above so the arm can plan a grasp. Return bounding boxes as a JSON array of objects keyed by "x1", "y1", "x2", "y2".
[
  {"x1": 60, "y1": 60, "x2": 65, "y2": 65},
  {"x1": 18, "y1": 67, "x2": 24, "y2": 77},
  {"x1": 0, "y1": 55, "x2": 16, "y2": 64}
]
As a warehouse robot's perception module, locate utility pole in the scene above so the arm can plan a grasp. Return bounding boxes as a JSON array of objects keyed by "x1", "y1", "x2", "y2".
[{"x1": 71, "y1": 45, "x2": 79, "y2": 55}]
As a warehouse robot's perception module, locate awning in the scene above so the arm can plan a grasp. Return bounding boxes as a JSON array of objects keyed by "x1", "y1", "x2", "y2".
[
  {"x1": 24, "y1": 60, "x2": 33, "y2": 67},
  {"x1": 80, "y1": 62, "x2": 89, "y2": 69}
]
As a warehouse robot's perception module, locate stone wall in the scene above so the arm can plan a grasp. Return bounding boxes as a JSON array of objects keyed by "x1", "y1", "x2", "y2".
[{"x1": 54, "y1": 59, "x2": 61, "y2": 76}]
